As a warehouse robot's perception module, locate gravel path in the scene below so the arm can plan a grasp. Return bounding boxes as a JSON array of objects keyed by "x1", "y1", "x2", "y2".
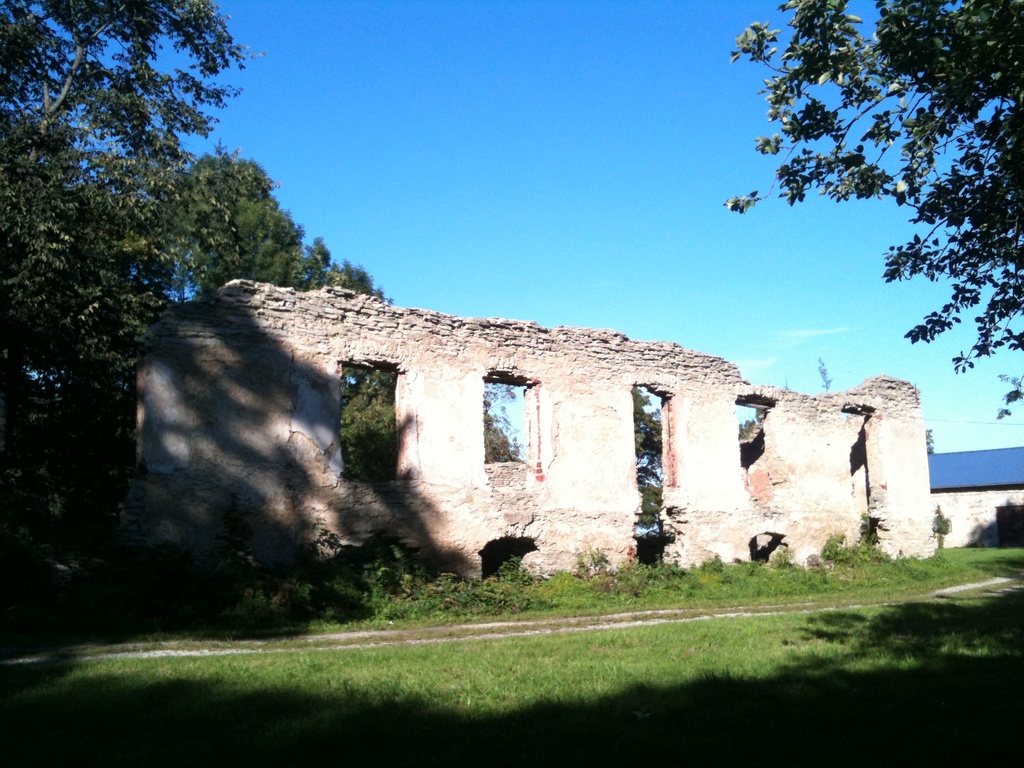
[{"x1": 2, "y1": 576, "x2": 1017, "y2": 667}]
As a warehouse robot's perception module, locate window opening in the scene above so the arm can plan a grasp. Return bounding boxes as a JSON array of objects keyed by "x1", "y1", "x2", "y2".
[
  {"x1": 749, "y1": 532, "x2": 787, "y2": 562},
  {"x1": 736, "y1": 397, "x2": 773, "y2": 469},
  {"x1": 634, "y1": 386, "x2": 663, "y2": 523},
  {"x1": 339, "y1": 363, "x2": 398, "y2": 482},
  {"x1": 843, "y1": 406, "x2": 874, "y2": 517},
  {"x1": 483, "y1": 375, "x2": 528, "y2": 464},
  {"x1": 633, "y1": 385, "x2": 673, "y2": 563}
]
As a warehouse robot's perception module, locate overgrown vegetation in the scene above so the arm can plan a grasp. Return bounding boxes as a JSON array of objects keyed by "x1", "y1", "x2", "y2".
[{"x1": 2, "y1": 537, "x2": 1019, "y2": 644}]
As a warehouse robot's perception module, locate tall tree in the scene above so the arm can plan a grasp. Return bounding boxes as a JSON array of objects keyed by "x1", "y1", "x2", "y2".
[
  {"x1": 729, "y1": 0, "x2": 1024, "y2": 405},
  {"x1": 632, "y1": 387, "x2": 663, "y2": 527},
  {"x1": 165, "y1": 150, "x2": 304, "y2": 299},
  {"x1": 162, "y1": 148, "x2": 398, "y2": 481},
  {"x1": 163, "y1": 150, "x2": 384, "y2": 299},
  {"x1": 0, "y1": 1, "x2": 244, "y2": 536}
]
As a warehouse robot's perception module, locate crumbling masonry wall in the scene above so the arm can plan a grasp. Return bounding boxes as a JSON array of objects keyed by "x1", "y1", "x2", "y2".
[{"x1": 122, "y1": 281, "x2": 935, "y2": 575}]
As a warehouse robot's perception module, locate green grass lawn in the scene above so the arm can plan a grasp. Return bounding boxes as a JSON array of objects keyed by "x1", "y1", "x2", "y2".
[{"x1": 1, "y1": 549, "x2": 1022, "y2": 766}]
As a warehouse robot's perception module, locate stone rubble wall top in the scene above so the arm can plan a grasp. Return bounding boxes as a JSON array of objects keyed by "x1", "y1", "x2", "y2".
[{"x1": 142, "y1": 280, "x2": 750, "y2": 394}]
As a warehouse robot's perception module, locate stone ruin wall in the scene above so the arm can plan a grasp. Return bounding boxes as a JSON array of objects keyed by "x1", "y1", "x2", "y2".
[{"x1": 122, "y1": 280, "x2": 936, "y2": 576}]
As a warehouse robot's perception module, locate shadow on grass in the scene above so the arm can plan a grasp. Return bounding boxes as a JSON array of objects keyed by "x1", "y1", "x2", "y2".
[{"x1": 2, "y1": 589, "x2": 1021, "y2": 766}]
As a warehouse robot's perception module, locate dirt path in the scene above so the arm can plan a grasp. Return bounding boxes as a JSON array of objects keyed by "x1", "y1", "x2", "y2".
[{"x1": 2, "y1": 576, "x2": 1017, "y2": 667}]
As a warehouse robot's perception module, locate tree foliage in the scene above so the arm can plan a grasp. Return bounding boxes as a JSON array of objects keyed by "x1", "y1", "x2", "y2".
[
  {"x1": 730, "y1": 0, "x2": 1024, "y2": 398},
  {"x1": 166, "y1": 150, "x2": 304, "y2": 299},
  {"x1": 738, "y1": 418, "x2": 762, "y2": 441},
  {"x1": 632, "y1": 387, "x2": 663, "y2": 527},
  {"x1": 0, "y1": 1, "x2": 245, "y2": 536},
  {"x1": 340, "y1": 367, "x2": 399, "y2": 483},
  {"x1": 0, "y1": 2, "x2": 394, "y2": 535},
  {"x1": 165, "y1": 149, "x2": 384, "y2": 299},
  {"x1": 483, "y1": 383, "x2": 524, "y2": 463}
]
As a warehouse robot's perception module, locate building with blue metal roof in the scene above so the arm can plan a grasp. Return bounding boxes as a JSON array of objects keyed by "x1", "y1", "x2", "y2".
[
  {"x1": 929, "y1": 448, "x2": 1024, "y2": 547},
  {"x1": 929, "y1": 447, "x2": 1024, "y2": 490}
]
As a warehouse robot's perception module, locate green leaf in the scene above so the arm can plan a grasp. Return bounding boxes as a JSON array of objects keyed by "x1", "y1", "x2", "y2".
[{"x1": 733, "y1": 0, "x2": 1024, "y2": 406}]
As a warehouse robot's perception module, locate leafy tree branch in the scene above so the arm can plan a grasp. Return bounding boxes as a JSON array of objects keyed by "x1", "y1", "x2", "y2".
[{"x1": 730, "y1": 0, "x2": 1024, "y2": 410}]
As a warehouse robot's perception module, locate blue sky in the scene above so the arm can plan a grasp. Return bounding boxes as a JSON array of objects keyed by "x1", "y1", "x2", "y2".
[{"x1": 190, "y1": 0, "x2": 1024, "y2": 453}]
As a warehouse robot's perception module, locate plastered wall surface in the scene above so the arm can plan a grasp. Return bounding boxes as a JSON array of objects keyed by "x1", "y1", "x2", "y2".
[
  {"x1": 123, "y1": 281, "x2": 935, "y2": 575},
  {"x1": 930, "y1": 489, "x2": 1024, "y2": 548}
]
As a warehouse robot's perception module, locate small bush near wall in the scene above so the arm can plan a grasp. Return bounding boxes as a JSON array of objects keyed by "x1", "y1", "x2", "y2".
[{"x1": 933, "y1": 506, "x2": 952, "y2": 548}]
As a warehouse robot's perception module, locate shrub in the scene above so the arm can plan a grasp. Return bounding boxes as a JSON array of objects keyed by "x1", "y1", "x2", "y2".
[
  {"x1": 820, "y1": 533, "x2": 889, "y2": 567},
  {"x1": 698, "y1": 555, "x2": 725, "y2": 574},
  {"x1": 932, "y1": 506, "x2": 952, "y2": 549},
  {"x1": 573, "y1": 546, "x2": 611, "y2": 579},
  {"x1": 768, "y1": 545, "x2": 794, "y2": 569}
]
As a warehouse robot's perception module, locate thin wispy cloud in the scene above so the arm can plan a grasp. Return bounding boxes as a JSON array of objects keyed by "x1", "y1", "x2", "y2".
[{"x1": 775, "y1": 327, "x2": 849, "y2": 343}]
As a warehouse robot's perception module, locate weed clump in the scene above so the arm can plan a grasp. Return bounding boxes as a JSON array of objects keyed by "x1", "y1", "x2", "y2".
[
  {"x1": 768, "y1": 545, "x2": 794, "y2": 569},
  {"x1": 369, "y1": 555, "x2": 545, "y2": 621},
  {"x1": 932, "y1": 506, "x2": 952, "y2": 548},
  {"x1": 819, "y1": 533, "x2": 889, "y2": 567}
]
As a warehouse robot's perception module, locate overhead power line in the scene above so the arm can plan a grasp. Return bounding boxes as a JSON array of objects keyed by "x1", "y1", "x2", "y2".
[{"x1": 926, "y1": 418, "x2": 1024, "y2": 427}]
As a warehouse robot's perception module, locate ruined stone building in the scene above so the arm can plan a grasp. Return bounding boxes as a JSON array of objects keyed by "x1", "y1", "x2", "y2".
[{"x1": 123, "y1": 281, "x2": 935, "y2": 575}]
